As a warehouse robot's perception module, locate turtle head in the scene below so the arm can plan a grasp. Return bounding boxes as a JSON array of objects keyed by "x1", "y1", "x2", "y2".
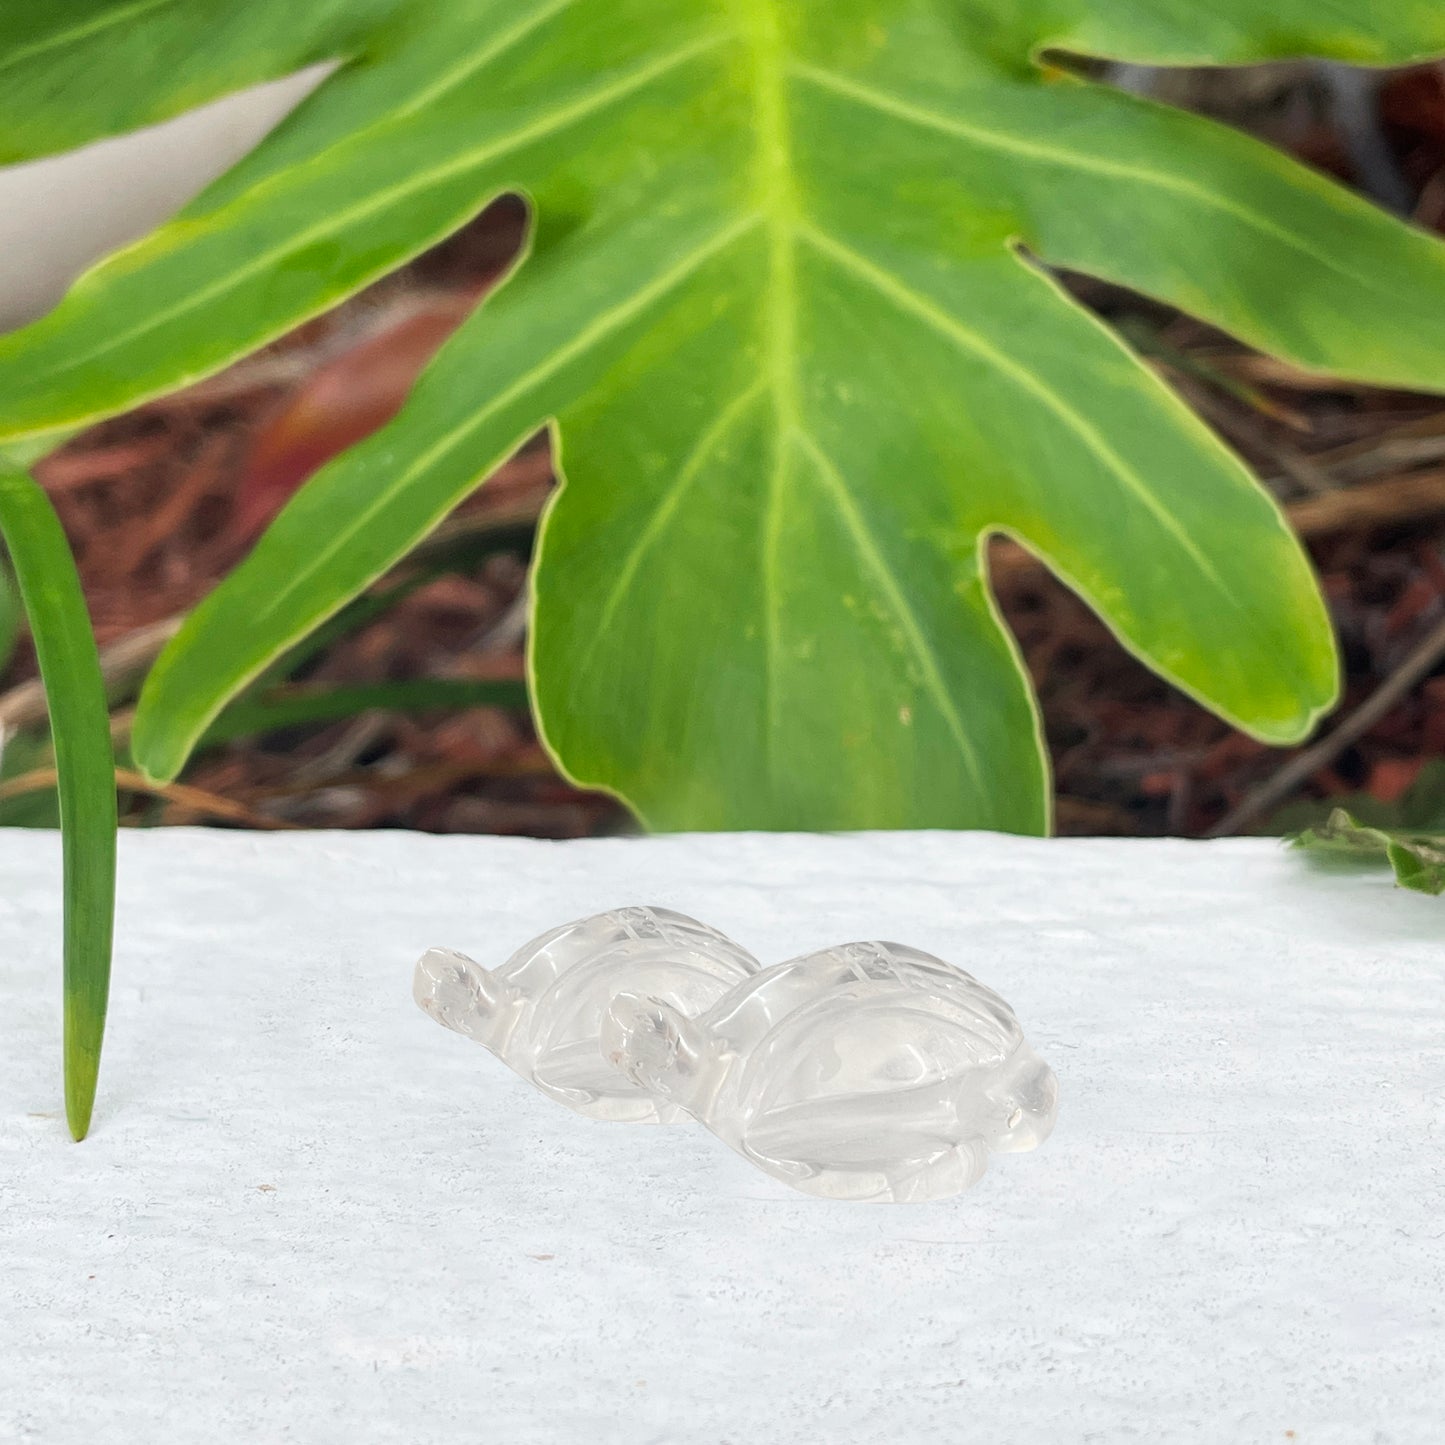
[
  {"x1": 601, "y1": 991, "x2": 709, "y2": 1115},
  {"x1": 413, "y1": 946, "x2": 509, "y2": 1044},
  {"x1": 979, "y1": 1046, "x2": 1059, "y2": 1154}
]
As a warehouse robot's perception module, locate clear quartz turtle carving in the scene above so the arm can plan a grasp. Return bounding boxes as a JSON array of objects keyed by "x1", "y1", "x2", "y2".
[
  {"x1": 603, "y1": 941, "x2": 1058, "y2": 1202},
  {"x1": 414, "y1": 906, "x2": 759, "y2": 1121}
]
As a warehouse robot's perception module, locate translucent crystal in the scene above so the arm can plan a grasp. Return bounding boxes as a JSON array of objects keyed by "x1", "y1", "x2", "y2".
[
  {"x1": 414, "y1": 906, "x2": 760, "y2": 1122},
  {"x1": 602, "y1": 941, "x2": 1058, "y2": 1202}
]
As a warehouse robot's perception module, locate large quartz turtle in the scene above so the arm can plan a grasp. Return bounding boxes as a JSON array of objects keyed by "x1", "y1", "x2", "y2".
[
  {"x1": 603, "y1": 940, "x2": 1058, "y2": 1201},
  {"x1": 414, "y1": 906, "x2": 760, "y2": 1121}
]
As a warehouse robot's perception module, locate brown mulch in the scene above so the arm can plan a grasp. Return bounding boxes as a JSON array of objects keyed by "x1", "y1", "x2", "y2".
[{"x1": 4, "y1": 68, "x2": 1445, "y2": 839}]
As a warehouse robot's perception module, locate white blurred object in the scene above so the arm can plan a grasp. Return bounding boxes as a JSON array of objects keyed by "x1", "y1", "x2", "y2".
[{"x1": 0, "y1": 65, "x2": 331, "y2": 334}]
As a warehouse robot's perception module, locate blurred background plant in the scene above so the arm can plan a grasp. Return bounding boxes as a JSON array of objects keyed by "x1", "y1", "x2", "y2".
[{"x1": 5, "y1": 68, "x2": 1445, "y2": 842}]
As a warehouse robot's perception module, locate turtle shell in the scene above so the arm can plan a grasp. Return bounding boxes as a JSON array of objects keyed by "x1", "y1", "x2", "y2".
[
  {"x1": 496, "y1": 906, "x2": 759, "y2": 1118},
  {"x1": 676, "y1": 941, "x2": 1051, "y2": 1199},
  {"x1": 706, "y1": 941, "x2": 1024, "y2": 1115}
]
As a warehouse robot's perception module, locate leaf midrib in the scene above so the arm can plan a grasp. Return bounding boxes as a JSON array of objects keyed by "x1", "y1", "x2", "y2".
[{"x1": 737, "y1": 0, "x2": 800, "y2": 775}]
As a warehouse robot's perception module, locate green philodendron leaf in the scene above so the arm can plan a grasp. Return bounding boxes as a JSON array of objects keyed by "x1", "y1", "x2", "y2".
[
  {"x1": 4, "y1": 4, "x2": 1445, "y2": 828},
  {"x1": 1291, "y1": 808, "x2": 1445, "y2": 897}
]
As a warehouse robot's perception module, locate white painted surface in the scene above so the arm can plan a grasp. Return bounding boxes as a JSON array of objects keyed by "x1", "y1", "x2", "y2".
[
  {"x1": 1, "y1": 828, "x2": 1441, "y2": 1443},
  {"x1": 0, "y1": 69, "x2": 328, "y2": 333}
]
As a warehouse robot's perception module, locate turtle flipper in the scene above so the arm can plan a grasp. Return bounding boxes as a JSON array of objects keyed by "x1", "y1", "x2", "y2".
[
  {"x1": 979, "y1": 1045, "x2": 1059, "y2": 1154},
  {"x1": 747, "y1": 1136, "x2": 990, "y2": 1204},
  {"x1": 413, "y1": 946, "x2": 511, "y2": 1043},
  {"x1": 743, "y1": 1100, "x2": 992, "y2": 1203},
  {"x1": 602, "y1": 990, "x2": 710, "y2": 1117}
]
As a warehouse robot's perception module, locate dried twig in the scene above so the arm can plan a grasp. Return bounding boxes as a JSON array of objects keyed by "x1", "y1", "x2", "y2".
[
  {"x1": 0, "y1": 615, "x2": 182, "y2": 730},
  {"x1": 248, "y1": 754, "x2": 557, "y2": 806},
  {"x1": 1214, "y1": 355, "x2": 1378, "y2": 393},
  {"x1": 1208, "y1": 609, "x2": 1445, "y2": 836},
  {"x1": 1285, "y1": 469, "x2": 1445, "y2": 539},
  {"x1": 1308, "y1": 412, "x2": 1445, "y2": 480},
  {"x1": 36, "y1": 438, "x2": 180, "y2": 493},
  {"x1": 0, "y1": 765, "x2": 300, "y2": 829}
]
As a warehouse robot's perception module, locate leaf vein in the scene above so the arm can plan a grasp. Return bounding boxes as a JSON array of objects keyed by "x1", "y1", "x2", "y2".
[
  {"x1": 792, "y1": 62, "x2": 1371, "y2": 292},
  {"x1": 797, "y1": 223, "x2": 1232, "y2": 596},
  {"x1": 738, "y1": 0, "x2": 800, "y2": 776},
  {"x1": 577, "y1": 378, "x2": 769, "y2": 684},
  {"x1": 245, "y1": 214, "x2": 762, "y2": 634},
  {"x1": 50, "y1": 30, "x2": 732, "y2": 378},
  {"x1": 393, "y1": 0, "x2": 582, "y2": 120},
  {"x1": 793, "y1": 429, "x2": 987, "y2": 800},
  {"x1": 0, "y1": 0, "x2": 180, "y2": 76}
]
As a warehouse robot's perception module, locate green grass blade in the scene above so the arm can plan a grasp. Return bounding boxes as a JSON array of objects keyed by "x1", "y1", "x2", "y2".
[
  {"x1": 241, "y1": 511, "x2": 537, "y2": 696},
  {"x1": 204, "y1": 676, "x2": 528, "y2": 746},
  {"x1": 0, "y1": 464, "x2": 117, "y2": 1140}
]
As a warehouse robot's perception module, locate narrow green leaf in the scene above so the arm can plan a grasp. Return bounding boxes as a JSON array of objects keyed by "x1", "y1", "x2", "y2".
[
  {"x1": 203, "y1": 676, "x2": 527, "y2": 746},
  {"x1": 1290, "y1": 808, "x2": 1445, "y2": 897},
  {"x1": 0, "y1": 465, "x2": 116, "y2": 1139},
  {"x1": 249, "y1": 510, "x2": 536, "y2": 692},
  {"x1": 247, "y1": 576, "x2": 432, "y2": 695}
]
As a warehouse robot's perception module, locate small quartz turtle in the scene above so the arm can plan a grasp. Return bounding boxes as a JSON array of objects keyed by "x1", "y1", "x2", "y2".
[
  {"x1": 603, "y1": 940, "x2": 1058, "y2": 1201},
  {"x1": 414, "y1": 906, "x2": 759, "y2": 1122}
]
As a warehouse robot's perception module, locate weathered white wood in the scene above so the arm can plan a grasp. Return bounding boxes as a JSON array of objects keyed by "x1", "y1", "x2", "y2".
[{"x1": 2, "y1": 828, "x2": 1441, "y2": 1442}]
